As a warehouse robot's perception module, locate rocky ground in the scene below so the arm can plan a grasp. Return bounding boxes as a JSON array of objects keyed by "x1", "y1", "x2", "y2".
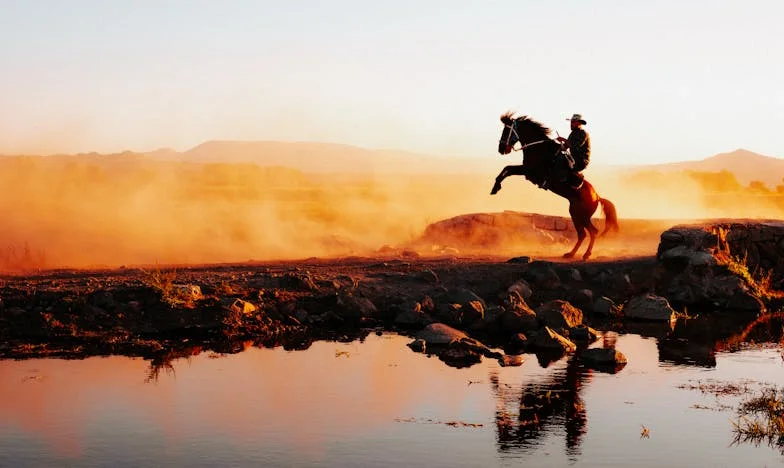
[{"x1": 1, "y1": 215, "x2": 783, "y2": 370}]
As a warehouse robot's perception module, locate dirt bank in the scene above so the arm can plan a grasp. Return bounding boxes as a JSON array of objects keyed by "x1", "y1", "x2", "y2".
[{"x1": 1, "y1": 216, "x2": 783, "y2": 366}]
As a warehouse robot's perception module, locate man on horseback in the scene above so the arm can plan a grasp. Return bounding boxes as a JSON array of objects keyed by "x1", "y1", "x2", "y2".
[{"x1": 545, "y1": 114, "x2": 591, "y2": 189}]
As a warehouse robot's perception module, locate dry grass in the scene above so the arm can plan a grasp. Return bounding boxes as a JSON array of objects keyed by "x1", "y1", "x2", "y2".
[
  {"x1": 140, "y1": 265, "x2": 201, "y2": 308},
  {"x1": 731, "y1": 386, "x2": 784, "y2": 452},
  {"x1": 715, "y1": 252, "x2": 784, "y2": 302}
]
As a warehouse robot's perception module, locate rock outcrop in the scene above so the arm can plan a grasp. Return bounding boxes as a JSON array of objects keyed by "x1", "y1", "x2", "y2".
[{"x1": 655, "y1": 221, "x2": 784, "y2": 312}]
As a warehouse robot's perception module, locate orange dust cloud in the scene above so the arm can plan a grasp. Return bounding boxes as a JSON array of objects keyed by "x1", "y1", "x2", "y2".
[{"x1": 0, "y1": 145, "x2": 782, "y2": 270}]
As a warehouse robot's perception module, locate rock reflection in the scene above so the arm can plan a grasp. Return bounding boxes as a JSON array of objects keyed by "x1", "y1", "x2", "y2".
[{"x1": 489, "y1": 313, "x2": 784, "y2": 460}]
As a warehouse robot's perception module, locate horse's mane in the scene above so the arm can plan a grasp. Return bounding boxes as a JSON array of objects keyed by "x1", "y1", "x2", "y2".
[{"x1": 499, "y1": 112, "x2": 552, "y2": 139}]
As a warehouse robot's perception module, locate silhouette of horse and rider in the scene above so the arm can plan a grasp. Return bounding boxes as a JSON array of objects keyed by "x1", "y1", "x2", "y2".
[{"x1": 492, "y1": 112, "x2": 619, "y2": 260}]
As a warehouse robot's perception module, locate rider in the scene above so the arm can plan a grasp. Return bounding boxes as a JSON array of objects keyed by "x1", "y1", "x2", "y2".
[{"x1": 547, "y1": 114, "x2": 591, "y2": 189}]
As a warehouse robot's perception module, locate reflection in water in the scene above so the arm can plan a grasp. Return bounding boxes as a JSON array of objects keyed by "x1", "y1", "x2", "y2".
[
  {"x1": 1, "y1": 314, "x2": 783, "y2": 467},
  {"x1": 491, "y1": 356, "x2": 590, "y2": 460}
]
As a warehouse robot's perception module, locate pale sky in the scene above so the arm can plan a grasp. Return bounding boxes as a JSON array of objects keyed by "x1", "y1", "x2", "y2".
[{"x1": 0, "y1": 0, "x2": 782, "y2": 164}]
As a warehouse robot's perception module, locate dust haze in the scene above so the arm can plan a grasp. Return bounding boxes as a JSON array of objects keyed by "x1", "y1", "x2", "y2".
[{"x1": 0, "y1": 147, "x2": 781, "y2": 270}]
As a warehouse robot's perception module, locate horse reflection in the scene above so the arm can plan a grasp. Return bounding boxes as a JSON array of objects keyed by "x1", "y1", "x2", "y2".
[{"x1": 490, "y1": 354, "x2": 592, "y2": 459}]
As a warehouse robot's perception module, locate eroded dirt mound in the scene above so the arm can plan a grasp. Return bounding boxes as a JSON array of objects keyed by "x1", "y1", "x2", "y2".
[{"x1": 406, "y1": 211, "x2": 687, "y2": 257}]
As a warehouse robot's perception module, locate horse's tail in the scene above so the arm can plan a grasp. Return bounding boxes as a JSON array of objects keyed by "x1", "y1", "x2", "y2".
[{"x1": 599, "y1": 198, "x2": 619, "y2": 236}]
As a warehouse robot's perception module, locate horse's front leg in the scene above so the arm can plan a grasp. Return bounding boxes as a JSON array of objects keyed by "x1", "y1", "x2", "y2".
[{"x1": 491, "y1": 165, "x2": 525, "y2": 195}]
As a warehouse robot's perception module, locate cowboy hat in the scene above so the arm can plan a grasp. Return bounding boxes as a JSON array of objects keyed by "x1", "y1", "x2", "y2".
[{"x1": 567, "y1": 114, "x2": 587, "y2": 125}]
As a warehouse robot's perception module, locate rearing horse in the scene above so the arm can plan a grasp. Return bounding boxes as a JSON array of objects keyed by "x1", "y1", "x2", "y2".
[{"x1": 491, "y1": 112, "x2": 619, "y2": 260}]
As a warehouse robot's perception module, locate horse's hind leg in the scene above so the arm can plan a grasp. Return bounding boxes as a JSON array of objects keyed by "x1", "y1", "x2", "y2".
[{"x1": 582, "y1": 220, "x2": 600, "y2": 260}]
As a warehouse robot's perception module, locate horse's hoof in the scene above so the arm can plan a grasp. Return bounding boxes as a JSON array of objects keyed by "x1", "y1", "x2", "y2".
[
  {"x1": 490, "y1": 184, "x2": 501, "y2": 195},
  {"x1": 582, "y1": 253, "x2": 592, "y2": 261},
  {"x1": 563, "y1": 252, "x2": 575, "y2": 259}
]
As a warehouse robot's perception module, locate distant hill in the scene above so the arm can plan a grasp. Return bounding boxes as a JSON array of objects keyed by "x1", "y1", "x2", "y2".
[
  {"x1": 615, "y1": 149, "x2": 784, "y2": 187},
  {"x1": 1, "y1": 142, "x2": 781, "y2": 185},
  {"x1": 179, "y1": 140, "x2": 496, "y2": 174}
]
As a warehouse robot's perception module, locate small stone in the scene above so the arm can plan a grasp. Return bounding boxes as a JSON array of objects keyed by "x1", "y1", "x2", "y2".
[
  {"x1": 536, "y1": 300, "x2": 583, "y2": 330},
  {"x1": 294, "y1": 309, "x2": 310, "y2": 323},
  {"x1": 506, "y1": 256, "x2": 531, "y2": 264},
  {"x1": 592, "y1": 296, "x2": 621, "y2": 316},
  {"x1": 417, "y1": 269, "x2": 439, "y2": 284},
  {"x1": 569, "y1": 324, "x2": 600, "y2": 343},
  {"x1": 229, "y1": 299, "x2": 257, "y2": 315},
  {"x1": 623, "y1": 294, "x2": 676, "y2": 322},
  {"x1": 407, "y1": 339, "x2": 426, "y2": 353},
  {"x1": 438, "y1": 346, "x2": 482, "y2": 368},
  {"x1": 510, "y1": 333, "x2": 529, "y2": 349},
  {"x1": 581, "y1": 348, "x2": 627, "y2": 368},
  {"x1": 530, "y1": 327, "x2": 577, "y2": 353},
  {"x1": 507, "y1": 280, "x2": 533, "y2": 300},
  {"x1": 499, "y1": 354, "x2": 524, "y2": 367}
]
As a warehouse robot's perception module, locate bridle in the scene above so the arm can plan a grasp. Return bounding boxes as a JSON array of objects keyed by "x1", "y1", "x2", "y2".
[{"x1": 501, "y1": 119, "x2": 549, "y2": 152}]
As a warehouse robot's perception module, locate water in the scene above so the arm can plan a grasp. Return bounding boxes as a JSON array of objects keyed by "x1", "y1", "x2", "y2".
[{"x1": 1, "y1": 333, "x2": 783, "y2": 468}]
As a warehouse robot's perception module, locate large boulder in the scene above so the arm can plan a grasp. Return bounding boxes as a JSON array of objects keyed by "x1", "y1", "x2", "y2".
[
  {"x1": 623, "y1": 294, "x2": 676, "y2": 322},
  {"x1": 536, "y1": 300, "x2": 583, "y2": 330}
]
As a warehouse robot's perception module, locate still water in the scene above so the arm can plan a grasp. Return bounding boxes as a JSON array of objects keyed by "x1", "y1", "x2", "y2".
[{"x1": 1, "y1": 332, "x2": 782, "y2": 468}]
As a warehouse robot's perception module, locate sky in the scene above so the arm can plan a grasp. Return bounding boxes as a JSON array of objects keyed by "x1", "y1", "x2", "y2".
[{"x1": 0, "y1": 0, "x2": 782, "y2": 164}]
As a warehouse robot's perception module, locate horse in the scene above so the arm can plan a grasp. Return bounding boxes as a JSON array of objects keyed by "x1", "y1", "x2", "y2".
[{"x1": 491, "y1": 112, "x2": 619, "y2": 260}]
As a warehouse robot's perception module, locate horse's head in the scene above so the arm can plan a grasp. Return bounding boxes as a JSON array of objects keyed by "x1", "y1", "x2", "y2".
[
  {"x1": 498, "y1": 112, "x2": 518, "y2": 155},
  {"x1": 498, "y1": 112, "x2": 553, "y2": 156}
]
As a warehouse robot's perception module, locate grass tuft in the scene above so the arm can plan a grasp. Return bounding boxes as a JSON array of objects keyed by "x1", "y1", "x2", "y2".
[{"x1": 731, "y1": 386, "x2": 784, "y2": 453}]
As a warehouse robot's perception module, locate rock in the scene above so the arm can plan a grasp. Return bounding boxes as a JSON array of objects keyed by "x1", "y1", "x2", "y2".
[
  {"x1": 394, "y1": 302, "x2": 430, "y2": 326},
  {"x1": 507, "y1": 280, "x2": 533, "y2": 300},
  {"x1": 293, "y1": 309, "x2": 310, "y2": 324},
  {"x1": 438, "y1": 346, "x2": 482, "y2": 368},
  {"x1": 279, "y1": 272, "x2": 319, "y2": 291},
  {"x1": 420, "y1": 296, "x2": 435, "y2": 314},
  {"x1": 570, "y1": 324, "x2": 600, "y2": 343},
  {"x1": 581, "y1": 348, "x2": 627, "y2": 368},
  {"x1": 223, "y1": 298, "x2": 257, "y2": 315},
  {"x1": 336, "y1": 295, "x2": 378, "y2": 321},
  {"x1": 90, "y1": 291, "x2": 116, "y2": 310},
  {"x1": 623, "y1": 294, "x2": 676, "y2": 322},
  {"x1": 725, "y1": 293, "x2": 765, "y2": 312},
  {"x1": 416, "y1": 323, "x2": 502, "y2": 361},
  {"x1": 499, "y1": 354, "x2": 524, "y2": 367},
  {"x1": 571, "y1": 289, "x2": 594, "y2": 309},
  {"x1": 436, "y1": 289, "x2": 486, "y2": 326},
  {"x1": 464, "y1": 301, "x2": 485, "y2": 323},
  {"x1": 500, "y1": 292, "x2": 538, "y2": 333},
  {"x1": 415, "y1": 323, "x2": 470, "y2": 346},
  {"x1": 558, "y1": 267, "x2": 583, "y2": 283},
  {"x1": 536, "y1": 300, "x2": 583, "y2": 330},
  {"x1": 434, "y1": 303, "x2": 464, "y2": 326},
  {"x1": 660, "y1": 245, "x2": 717, "y2": 269},
  {"x1": 407, "y1": 338, "x2": 426, "y2": 353},
  {"x1": 172, "y1": 284, "x2": 203, "y2": 302},
  {"x1": 521, "y1": 261, "x2": 560, "y2": 288},
  {"x1": 442, "y1": 288, "x2": 486, "y2": 309},
  {"x1": 592, "y1": 296, "x2": 621, "y2": 316},
  {"x1": 529, "y1": 327, "x2": 577, "y2": 353},
  {"x1": 417, "y1": 269, "x2": 439, "y2": 284},
  {"x1": 506, "y1": 256, "x2": 531, "y2": 264},
  {"x1": 510, "y1": 333, "x2": 529, "y2": 349}
]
